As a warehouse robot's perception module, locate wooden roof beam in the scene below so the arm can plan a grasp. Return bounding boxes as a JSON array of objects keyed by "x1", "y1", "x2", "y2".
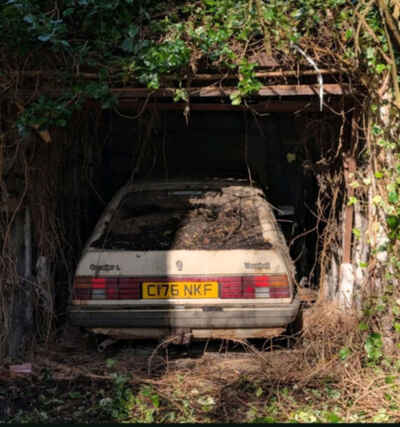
[
  {"x1": 113, "y1": 83, "x2": 352, "y2": 99},
  {"x1": 115, "y1": 100, "x2": 348, "y2": 113},
  {"x1": 9, "y1": 68, "x2": 341, "y2": 81}
]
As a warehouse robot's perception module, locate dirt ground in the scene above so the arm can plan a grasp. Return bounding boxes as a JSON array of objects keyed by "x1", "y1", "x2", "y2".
[
  {"x1": 0, "y1": 330, "x2": 304, "y2": 423},
  {"x1": 0, "y1": 309, "x2": 315, "y2": 424}
]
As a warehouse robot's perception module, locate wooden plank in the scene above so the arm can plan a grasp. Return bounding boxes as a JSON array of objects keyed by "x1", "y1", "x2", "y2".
[
  {"x1": 113, "y1": 83, "x2": 351, "y2": 99},
  {"x1": 163, "y1": 68, "x2": 341, "y2": 80},
  {"x1": 15, "y1": 83, "x2": 352, "y2": 104},
  {"x1": 10, "y1": 68, "x2": 341, "y2": 81},
  {"x1": 258, "y1": 84, "x2": 348, "y2": 96},
  {"x1": 114, "y1": 100, "x2": 331, "y2": 112}
]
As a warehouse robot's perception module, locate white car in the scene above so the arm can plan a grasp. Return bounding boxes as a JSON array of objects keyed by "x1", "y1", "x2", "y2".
[{"x1": 69, "y1": 179, "x2": 300, "y2": 342}]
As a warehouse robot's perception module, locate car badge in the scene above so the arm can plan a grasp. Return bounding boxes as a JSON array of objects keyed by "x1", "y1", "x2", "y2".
[{"x1": 176, "y1": 260, "x2": 183, "y2": 271}]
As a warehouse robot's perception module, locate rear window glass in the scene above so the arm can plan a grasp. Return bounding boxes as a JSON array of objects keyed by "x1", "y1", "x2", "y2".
[{"x1": 91, "y1": 186, "x2": 272, "y2": 250}]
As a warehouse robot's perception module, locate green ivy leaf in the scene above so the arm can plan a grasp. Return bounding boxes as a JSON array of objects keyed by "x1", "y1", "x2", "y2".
[
  {"x1": 386, "y1": 215, "x2": 399, "y2": 230},
  {"x1": 372, "y1": 124, "x2": 382, "y2": 136},
  {"x1": 151, "y1": 393, "x2": 160, "y2": 408},
  {"x1": 253, "y1": 417, "x2": 277, "y2": 423},
  {"x1": 358, "y1": 322, "x2": 368, "y2": 331},
  {"x1": 345, "y1": 29, "x2": 352, "y2": 40},
  {"x1": 393, "y1": 305, "x2": 400, "y2": 316},
  {"x1": 347, "y1": 196, "x2": 358, "y2": 206},
  {"x1": 325, "y1": 412, "x2": 342, "y2": 423},
  {"x1": 388, "y1": 191, "x2": 398, "y2": 204},
  {"x1": 375, "y1": 63, "x2": 386, "y2": 73},
  {"x1": 365, "y1": 333, "x2": 383, "y2": 361},
  {"x1": 230, "y1": 91, "x2": 241, "y2": 106},
  {"x1": 385, "y1": 375, "x2": 395, "y2": 384},
  {"x1": 339, "y1": 347, "x2": 351, "y2": 360}
]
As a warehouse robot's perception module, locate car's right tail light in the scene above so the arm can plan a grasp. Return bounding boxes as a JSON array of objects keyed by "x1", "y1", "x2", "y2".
[{"x1": 220, "y1": 274, "x2": 290, "y2": 299}]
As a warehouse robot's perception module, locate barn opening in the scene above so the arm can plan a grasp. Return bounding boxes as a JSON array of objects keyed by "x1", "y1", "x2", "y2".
[
  {"x1": 2, "y1": 77, "x2": 356, "y2": 357},
  {"x1": 76, "y1": 93, "x2": 352, "y2": 294}
]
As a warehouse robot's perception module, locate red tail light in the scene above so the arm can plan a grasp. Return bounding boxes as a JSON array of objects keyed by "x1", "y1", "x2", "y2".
[
  {"x1": 73, "y1": 277, "x2": 141, "y2": 300},
  {"x1": 118, "y1": 278, "x2": 141, "y2": 299},
  {"x1": 219, "y1": 276, "x2": 242, "y2": 298},
  {"x1": 221, "y1": 275, "x2": 290, "y2": 299}
]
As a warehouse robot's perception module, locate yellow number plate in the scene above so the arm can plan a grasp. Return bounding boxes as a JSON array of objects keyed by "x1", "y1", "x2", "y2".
[{"x1": 142, "y1": 282, "x2": 218, "y2": 299}]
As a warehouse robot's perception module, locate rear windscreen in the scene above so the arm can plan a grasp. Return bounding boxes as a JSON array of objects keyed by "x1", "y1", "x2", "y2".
[{"x1": 91, "y1": 187, "x2": 272, "y2": 250}]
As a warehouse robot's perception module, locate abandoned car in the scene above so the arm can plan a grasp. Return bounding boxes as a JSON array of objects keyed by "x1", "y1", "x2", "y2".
[{"x1": 69, "y1": 179, "x2": 301, "y2": 341}]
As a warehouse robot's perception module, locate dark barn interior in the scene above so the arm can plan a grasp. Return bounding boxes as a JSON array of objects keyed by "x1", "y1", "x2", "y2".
[{"x1": 76, "y1": 105, "x2": 343, "y2": 290}]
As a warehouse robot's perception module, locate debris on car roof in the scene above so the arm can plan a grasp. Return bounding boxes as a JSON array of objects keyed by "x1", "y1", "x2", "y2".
[{"x1": 92, "y1": 185, "x2": 273, "y2": 251}]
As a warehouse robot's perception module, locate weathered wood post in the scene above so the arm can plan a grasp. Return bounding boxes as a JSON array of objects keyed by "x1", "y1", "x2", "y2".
[
  {"x1": 8, "y1": 205, "x2": 33, "y2": 360},
  {"x1": 338, "y1": 152, "x2": 356, "y2": 310}
]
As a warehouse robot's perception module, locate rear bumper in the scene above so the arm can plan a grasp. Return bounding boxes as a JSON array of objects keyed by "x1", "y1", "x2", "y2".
[{"x1": 69, "y1": 298, "x2": 300, "y2": 329}]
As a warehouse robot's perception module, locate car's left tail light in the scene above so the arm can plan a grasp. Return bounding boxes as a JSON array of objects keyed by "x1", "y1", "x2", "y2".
[{"x1": 73, "y1": 277, "x2": 141, "y2": 300}]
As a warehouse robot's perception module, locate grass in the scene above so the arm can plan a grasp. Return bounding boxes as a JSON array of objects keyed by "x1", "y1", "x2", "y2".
[{"x1": 1, "y1": 302, "x2": 400, "y2": 423}]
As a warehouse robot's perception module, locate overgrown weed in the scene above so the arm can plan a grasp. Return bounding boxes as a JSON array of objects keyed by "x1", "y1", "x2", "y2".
[{"x1": 2, "y1": 303, "x2": 400, "y2": 423}]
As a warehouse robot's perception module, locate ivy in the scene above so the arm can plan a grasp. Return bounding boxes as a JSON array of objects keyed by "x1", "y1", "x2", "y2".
[
  {"x1": 3, "y1": 0, "x2": 393, "y2": 120},
  {"x1": 135, "y1": 39, "x2": 191, "y2": 88}
]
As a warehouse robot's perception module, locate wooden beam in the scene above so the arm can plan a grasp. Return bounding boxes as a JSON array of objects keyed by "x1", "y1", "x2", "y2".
[
  {"x1": 9, "y1": 68, "x2": 341, "y2": 81},
  {"x1": 113, "y1": 84, "x2": 352, "y2": 99},
  {"x1": 162, "y1": 68, "x2": 342, "y2": 81},
  {"x1": 258, "y1": 84, "x2": 349, "y2": 96},
  {"x1": 14, "y1": 83, "x2": 353, "y2": 104},
  {"x1": 115, "y1": 100, "x2": 345, "y2": 113}
]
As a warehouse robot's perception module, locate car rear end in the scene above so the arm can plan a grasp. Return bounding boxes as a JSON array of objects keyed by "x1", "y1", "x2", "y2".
[{"x1": 69, "y1": 181, "x2": 300, "y2": 340}]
